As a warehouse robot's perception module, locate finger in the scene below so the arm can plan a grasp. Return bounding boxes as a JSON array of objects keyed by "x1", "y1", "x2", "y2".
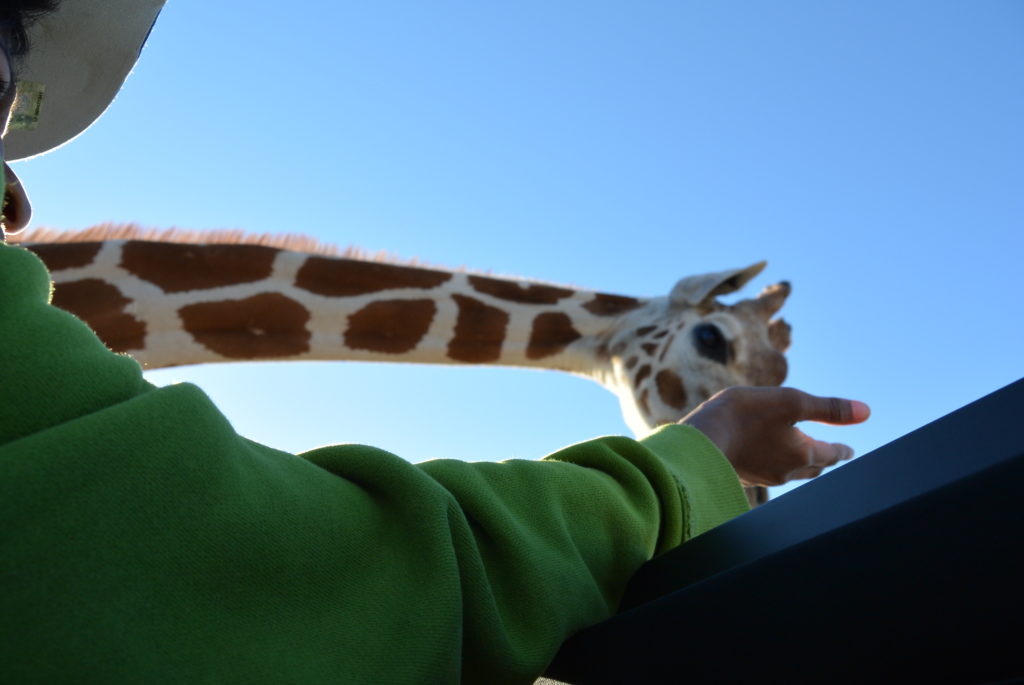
[
  {"x1": 802, "y1": 434, "x2": 855, "y2": 468},
  {"x1": 790, "y1": 442, "x2": 854, "y2": 482},
  {"x1": 818, "y1": 441, "x2": 854, "y2": 466},
  {"x1": 795, "y1": 391, "x2": 871, "y2": 426},
  {"x1": 794, "y1": 430, "x2": 851, "y2": 466},
  {"x1": 789, "y1": 465, "x2": 825, "y2": 481},
  {"x1": 753, "y1": 387, "x2": 867, "y2": 425}
]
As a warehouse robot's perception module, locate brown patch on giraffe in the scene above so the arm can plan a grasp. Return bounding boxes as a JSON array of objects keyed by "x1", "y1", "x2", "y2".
[
  {"x1": 51, "y1": 279, "x2": 147, "y2": 352},
  {"x1": 122, "y1": 241, "x2": 280, "y2": 293},
  {"x1": 468, "y1": 275, "x2": 574, "y2": 305},
  {"x1": 448, "y1": 295, "x2": 509, "y2": 363},
  {"x1": 658, "y1": 334, "x2": 676, "y2": 362},
  {"x1": 26, "y1": 242, "x2": 103, "y2": 271},
  {"x1": 179, "y1": 293, "x2": 311, "y2": 359},
  {"x1": 655, "y1": 369, "x2": 689, "y2": 411},
  {"x1": 582, "y1": 294, "x2": 643, "y2": 317},
  {"x1": 636, "y1": 326, "x2": 656, "y2": 336},
  {"x1": 638, "y1": 389, "x2": 651, "y2": 417},
  {"x1": 296, "y1": 257, "x2": 451, "y2": 297},
  {"x1": 641, "y1": 343, "x2": 659, "y2": 357},
  {"x1": 526, "y1": 312, "x2": 581, "y2": 360},
  {"x1": 345, "y1": 299, "x2": 437, "y2": 354},
  {"x1": 625, "y1": 356, "x2": 639, "y2": 370},
  {"x1": 634, "y1": 364, "x2": 652, "y2": 387},
  {"x1": 652, "y1": 330, "x2": 669, "y2": 340}
]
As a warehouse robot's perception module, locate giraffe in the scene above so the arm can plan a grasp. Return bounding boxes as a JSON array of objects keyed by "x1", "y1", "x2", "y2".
[{"x1": 14, "y1": 225, "x2": 792, "y2": 505}]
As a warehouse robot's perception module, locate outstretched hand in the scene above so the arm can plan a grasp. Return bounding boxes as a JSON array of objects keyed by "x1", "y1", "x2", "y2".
[{"x1": 681, "y1": 386, "x2": 871, "y2": 487}]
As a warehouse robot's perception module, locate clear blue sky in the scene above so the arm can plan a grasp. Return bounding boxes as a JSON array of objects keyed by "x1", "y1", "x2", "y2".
[{"x1": 15, "y1": 1, "x2": 1023, "y2": 498}]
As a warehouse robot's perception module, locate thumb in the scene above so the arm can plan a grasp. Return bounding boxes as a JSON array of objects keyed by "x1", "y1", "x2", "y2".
[{"x1": 794, "y1": 391, "x2": 871, "y2": 425}]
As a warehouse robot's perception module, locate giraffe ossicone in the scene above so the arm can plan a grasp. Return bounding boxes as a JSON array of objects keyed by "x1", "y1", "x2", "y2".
[{"x1": 16, "y1": 223, "x2": 790, "y2": 452}]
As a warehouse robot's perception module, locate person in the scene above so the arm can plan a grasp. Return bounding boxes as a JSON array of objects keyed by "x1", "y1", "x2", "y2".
[{"x1": 0, "y1": 2, "x2": 869, "y2": 683}]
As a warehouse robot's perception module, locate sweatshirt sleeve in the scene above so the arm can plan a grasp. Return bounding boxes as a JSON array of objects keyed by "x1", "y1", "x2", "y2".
[{"x1": 0, "y1": 244, "x2": 749, "y2": 685}]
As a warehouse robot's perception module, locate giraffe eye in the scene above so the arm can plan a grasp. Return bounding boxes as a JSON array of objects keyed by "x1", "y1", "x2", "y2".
[{"x1": 693, "y1": 324, "x2": 731, "y2": 364}]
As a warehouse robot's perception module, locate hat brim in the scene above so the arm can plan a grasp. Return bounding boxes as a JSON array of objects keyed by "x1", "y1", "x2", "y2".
[{"x1": 5, "y1": 0, "x2": 165, "y2": 161}]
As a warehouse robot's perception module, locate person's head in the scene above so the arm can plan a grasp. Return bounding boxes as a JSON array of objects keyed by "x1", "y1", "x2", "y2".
[
  {"x1": 1, "y1": 0, "x2": 165, "y2": 239},
  {"x1": 1, "y1": 0, "x2": 59, "y2": 235},
  {"x1": 0, "y1": 1, "x2": 59, "y2": 60}
]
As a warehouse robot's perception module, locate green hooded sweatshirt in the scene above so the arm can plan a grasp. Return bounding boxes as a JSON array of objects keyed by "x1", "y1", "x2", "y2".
[{"x1": 0, "y1": 242, "x2": 749, "y2": 684}]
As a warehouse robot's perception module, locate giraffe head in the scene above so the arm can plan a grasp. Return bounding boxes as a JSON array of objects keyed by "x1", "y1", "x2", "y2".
[{"x1": 603, "y1": 262, "x2": 791, "y2": 435}]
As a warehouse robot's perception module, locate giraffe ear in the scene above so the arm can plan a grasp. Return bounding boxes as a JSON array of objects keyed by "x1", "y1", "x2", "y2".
[{"x1": 669, "y1": 261, "x2": 767, "y2": 308}]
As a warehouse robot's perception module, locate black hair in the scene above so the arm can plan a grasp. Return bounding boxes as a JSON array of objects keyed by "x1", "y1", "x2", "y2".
[{"x1": 0, "y1": 0, "x2": 60, "y2": 60}]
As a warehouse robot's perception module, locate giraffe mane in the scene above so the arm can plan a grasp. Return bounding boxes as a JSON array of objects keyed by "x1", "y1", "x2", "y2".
[
  {"x1": 14, "y1": 223, "x2": 353, "y2": 257},
  {"x1": 11, "y1": 223, "x2": 575, "y2": 288}
]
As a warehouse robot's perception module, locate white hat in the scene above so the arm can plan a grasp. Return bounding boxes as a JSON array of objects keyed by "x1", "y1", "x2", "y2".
[{"x1": 5, "y1": 0, "x2": 166, "y2": 161}]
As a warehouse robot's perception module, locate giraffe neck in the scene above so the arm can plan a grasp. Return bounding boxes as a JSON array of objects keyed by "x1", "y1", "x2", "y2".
[{"x1": 23, "y1": 239, "x2": 650, "y2": 379}]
